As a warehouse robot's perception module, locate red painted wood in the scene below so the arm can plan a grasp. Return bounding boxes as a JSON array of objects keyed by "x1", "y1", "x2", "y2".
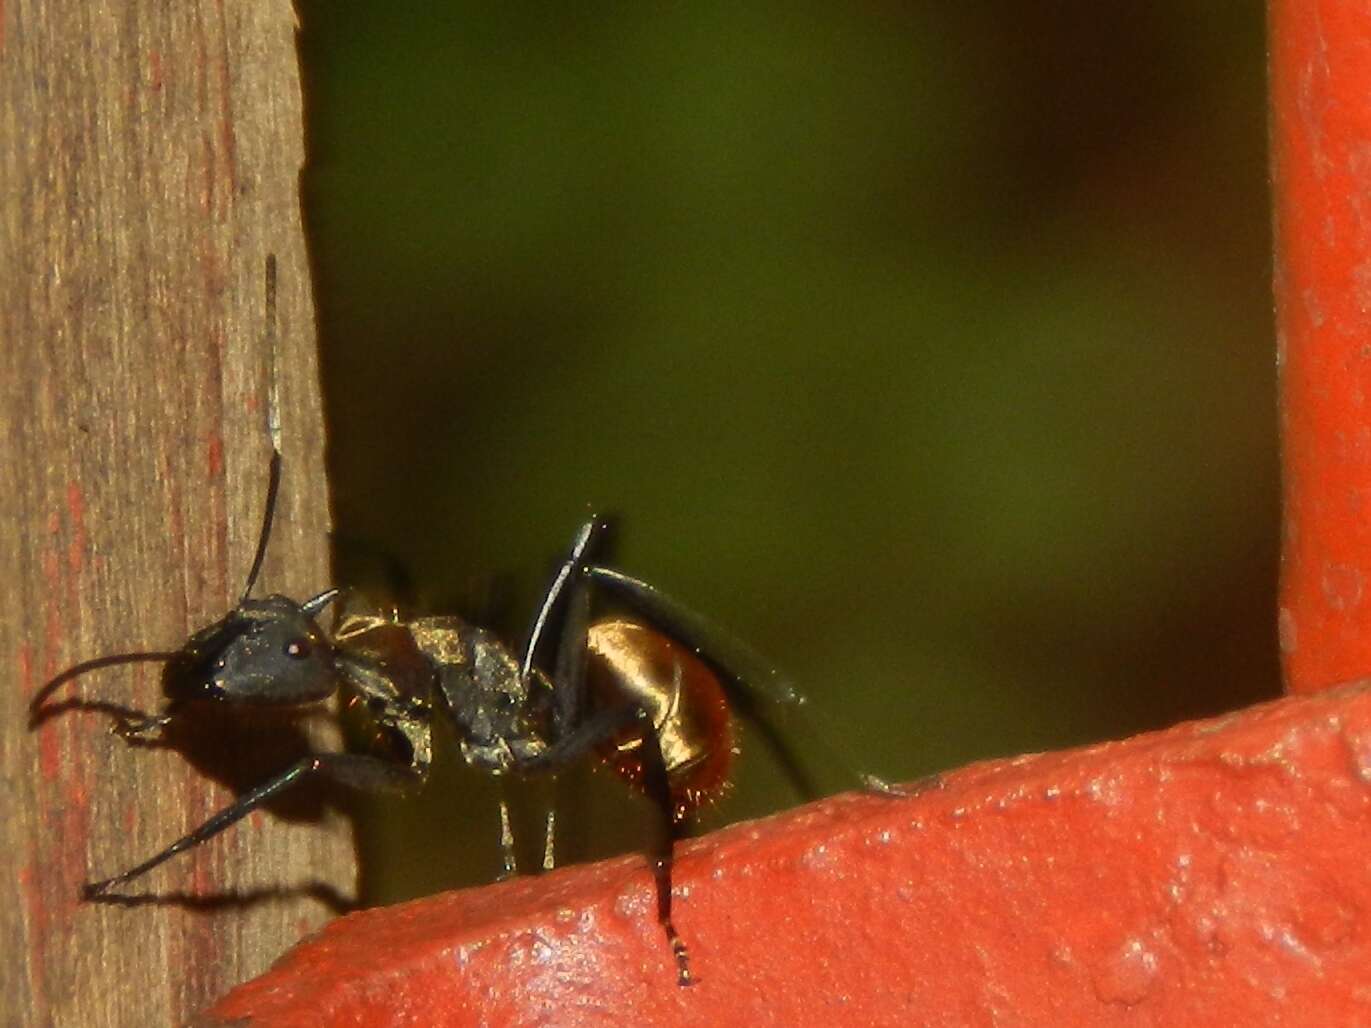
[
  {"x1": 1272, "y1": 1, "x2": 1371, "y2": 693},
  {"x1": 208, "y1": 682, "x2": 1371, "y2": 1026}
]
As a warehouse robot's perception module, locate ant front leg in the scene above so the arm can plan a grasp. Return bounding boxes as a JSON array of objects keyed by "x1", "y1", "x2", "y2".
[
  {"x1": 83, "y1": 752, "x2": 423, "y2": 898},
  {"x1": 108, "y1": 703, "x2": 180, "y2": 743}
]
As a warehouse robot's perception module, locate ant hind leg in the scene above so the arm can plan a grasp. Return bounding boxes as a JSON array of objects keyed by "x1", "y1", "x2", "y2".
[{"x1": 636, "y1": 712, "x2": 695, "y2": 987}]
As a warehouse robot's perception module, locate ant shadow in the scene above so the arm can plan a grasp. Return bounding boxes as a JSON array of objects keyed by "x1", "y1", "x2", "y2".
[
  {"x1": 30, "y1": 666, "x2": 365, "y2": 916},
  {"x1": 84, "y1": 882, "x2": 356, "y2": 915}
]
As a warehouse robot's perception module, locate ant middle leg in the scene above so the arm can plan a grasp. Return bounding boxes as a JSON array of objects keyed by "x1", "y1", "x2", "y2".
[
  {"x1": 496, "y1": 781, "x2": 519, "y2": 879},
  {"x1": 516, "y1": 517, "x2": 612, "y2": 870},
  {"x1": 521, "y1": 516, "x2": 616, "y2": 738}
]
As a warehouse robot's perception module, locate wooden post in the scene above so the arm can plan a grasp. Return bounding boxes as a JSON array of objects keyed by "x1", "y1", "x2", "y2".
[{"x1": 0, "y1": 3, "x2": 354, "y2": 1023}]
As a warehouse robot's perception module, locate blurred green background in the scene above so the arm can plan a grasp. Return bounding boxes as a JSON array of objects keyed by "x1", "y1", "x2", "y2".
[{"x1": 294, "y1": 5, "x2": 1278, "y2": 904}]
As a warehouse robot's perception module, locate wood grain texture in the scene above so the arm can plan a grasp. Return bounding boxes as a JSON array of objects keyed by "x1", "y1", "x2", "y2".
[{"x1": 0, "y1": 2, "x2": 355, "y2": 1024}]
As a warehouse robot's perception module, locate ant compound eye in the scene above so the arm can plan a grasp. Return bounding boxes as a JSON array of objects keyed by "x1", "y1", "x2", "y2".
[{"x1": 283, "y1": 638, "x2": 311, "y2": 660}]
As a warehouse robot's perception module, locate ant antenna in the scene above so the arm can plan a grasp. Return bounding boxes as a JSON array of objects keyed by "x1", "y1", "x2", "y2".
[
  {"x1": 240, "y1": 449, "x2": 282, "y2": 603},
  {"x1": 263, "y1": 253, "x2": 283, "y2": 454},
  {"x1": 242, "y1": 253, "x2": 285, "y2": 601},
  {"x1": 28, "y1": 652, "x2": 179, "y2": 725}
]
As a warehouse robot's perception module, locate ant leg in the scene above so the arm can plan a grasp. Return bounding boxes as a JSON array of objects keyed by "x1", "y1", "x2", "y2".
[
  {"x1": 865, "y1": 771, "x2": 945, "y2": 797},
  {"x1": 542, "y1": 807, "x2": 557, "y2": 871},
  {"x1": 110, "y1": 710, "x2": 175, "y2": 742},
  {"x1": 521, "y1": 518, "x2": 616, "y2": 736},
  {"x1": 520, "y1": 519, "x2": 598, "y2": 682},
  {"x1": 533, "y1": 526, "x2": 600, "y2": 867},
  {"x1": 636, "y1": 713, "x2": 695, "y2": 986},
  {"x1": 495, "y1": 781, "x2": 560, "y2": 877},
  {"x1": 514, "y1": 705, "x2": 695, "y2": 985},
  {"x1": 515, "y1": 704, "x2": 639, "y2": 774},
  {"x1": 548, "y1": 550, "x2": 593, "y2": 739},
  {"x1": 496, "y1": 783, "x2": 519, "y2": 880},
  {"x1": 83, "y1": 753, "x2": 422, "y2": 898}
]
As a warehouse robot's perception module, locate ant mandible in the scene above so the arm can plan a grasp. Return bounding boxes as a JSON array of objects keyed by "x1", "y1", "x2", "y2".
[{"x1": 30, "y1": 451, "x2": 816, "y2": 987}]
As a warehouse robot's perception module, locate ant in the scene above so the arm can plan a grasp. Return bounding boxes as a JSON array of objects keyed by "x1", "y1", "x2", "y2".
[{"x1": 30, "y1": 450, "x2": 824, "y2": 987}]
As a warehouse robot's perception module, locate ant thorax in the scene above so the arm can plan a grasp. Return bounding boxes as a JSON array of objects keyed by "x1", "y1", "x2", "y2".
[{"x1": 333, "y1": 599, "x2": 553, "y2": 774}]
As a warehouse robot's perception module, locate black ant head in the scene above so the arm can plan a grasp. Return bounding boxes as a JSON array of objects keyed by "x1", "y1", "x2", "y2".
[
  {"x1": 162, "y1": 596, "x2": 338, "y2": 706},
  {"x1": 27, "y1": 449, "x2": 346, "y2": 726},
  {"x1": 156, "y1": 447, "x2": 342, "y2": 707}
]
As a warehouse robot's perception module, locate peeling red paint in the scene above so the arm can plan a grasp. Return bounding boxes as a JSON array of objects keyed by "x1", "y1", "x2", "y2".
[
  {"x1": 211, "y1": 0, "x2": 239, "y2": 200},
  {"x1": 37, "y1": 726, "x2": 61, "y2": 783},
  {"x1": 67, "y1": 779, "x2": 91, "y2": 811},
  {"x1": 65, "y1": 481, "x2": 86, "y2": 577},
  {"x1": 19, "y1": 865, "x2": 49, "y2": 1017},
  {"x1": 198, "y1": 137, "x2": 213, "y2": 217},
  {"x1": 56, "y1": 778, "x2": 90, "y2": 893},
  {"x1": 187, "y1": 4, "x2": 238, "y2": 227},
  {"x1": 148, "y1": 49, "x2": 163, "y2": 91},
  {"x1": 178, "y1": 797, "x2": 226, "y2": 1010},
  {"x1": 18, "y1": 643, "x2": 34, "y2": 697},
  {"x1": 206, "y1": 431, "x2": 224, "y2": 478}
]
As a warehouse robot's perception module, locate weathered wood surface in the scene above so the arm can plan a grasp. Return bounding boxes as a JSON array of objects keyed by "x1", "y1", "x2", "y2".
[{"x1": 0, "y1": 3, "x2": 354, "y2": 1024}]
